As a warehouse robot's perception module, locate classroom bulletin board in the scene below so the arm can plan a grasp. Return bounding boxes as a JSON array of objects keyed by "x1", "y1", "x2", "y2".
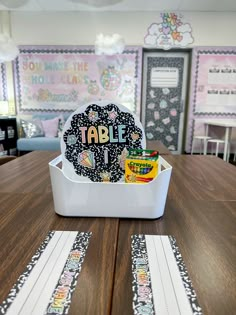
[
  {"x1": 14, "y1": 46, "x2": 142, "y2": 116},
  {"x1": 185, "y1": 46, "x2": 236, "y2": 153},
  {"x1": 192, "y1": 47, "x2": 236, "y2": 115}
]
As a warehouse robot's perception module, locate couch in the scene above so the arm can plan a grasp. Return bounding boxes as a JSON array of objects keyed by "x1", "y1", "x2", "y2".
[
  {"x1": 17, "y1": 113, "x2": 70, "y2": 153},
  {"x1": 17, "y1": 137, "x2": 60, "y2": 152}
]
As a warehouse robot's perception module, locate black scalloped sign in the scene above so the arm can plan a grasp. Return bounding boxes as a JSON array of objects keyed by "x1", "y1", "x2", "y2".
[{"x1": 61, "y1": 101, "x2": 145, "y2": 182}]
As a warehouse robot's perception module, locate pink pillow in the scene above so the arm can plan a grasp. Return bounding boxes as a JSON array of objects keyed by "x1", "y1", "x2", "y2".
[{"x1": 41, "y1": 117, "x2": 60, "y2": 138}]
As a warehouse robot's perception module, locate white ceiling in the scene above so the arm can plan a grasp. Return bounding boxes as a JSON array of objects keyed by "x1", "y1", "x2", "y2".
[{"x1": 0, "y1": 0, "x2": 236, "y2": 12}]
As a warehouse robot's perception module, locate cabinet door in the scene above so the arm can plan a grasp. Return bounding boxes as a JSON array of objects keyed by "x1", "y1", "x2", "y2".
[{"x1": 142, "y1": 51, "x2": 190, "y2": 154}]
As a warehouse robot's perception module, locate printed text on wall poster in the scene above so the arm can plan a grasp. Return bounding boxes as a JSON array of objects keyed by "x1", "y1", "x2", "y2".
[
  {"x1": 14, "y1": 46, "x2": 142, "y2": 115},
  {"x1": 193, "y1": 49, "x2": 236, "y2": 114}
]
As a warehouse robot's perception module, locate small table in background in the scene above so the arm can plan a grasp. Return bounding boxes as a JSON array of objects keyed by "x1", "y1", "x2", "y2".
[{"x1": 204, "y1": 119, "x2": 236, "y2": 161}]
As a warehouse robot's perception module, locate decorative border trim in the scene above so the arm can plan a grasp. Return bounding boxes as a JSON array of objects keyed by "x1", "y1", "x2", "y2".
[
  {"x1": 131, "y1": 234, "x2": 155, "y2": 315},
  {"x1": 0, "y1": 231, "x2": 55, "y2": 315},
  {"x1": 0, "y1": 231, "x2": 92, "y2": 315},
  {"x1": 14, "y1": 45, "x2": 142, "y2": 115},
  {"x1": 189, "y1": 118, "x2": 195, "y2": 153},
  {"x1": 0, "y1": 63, "x2": 7, "y2": 101},
  {"x1": 131, "y1": 235, "x2": 203, "y2": 315},
  {"x1": 168, "y1": 236, "x2": 202, "y2": 314},
  {"x1": 45, "y1": 232, "x2": 92, "y2": 315}
]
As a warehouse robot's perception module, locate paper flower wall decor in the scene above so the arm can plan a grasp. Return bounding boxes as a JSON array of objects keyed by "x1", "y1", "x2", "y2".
[
  {"x1": 95, "y1": 33, "x2": 125, "y2": 55},
  {"x1": 0, "y1": 33, "x2": 19, "y2": 63}
]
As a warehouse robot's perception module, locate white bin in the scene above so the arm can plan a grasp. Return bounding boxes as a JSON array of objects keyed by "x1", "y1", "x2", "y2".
[{"x1": 49, "y1": 155, "x2": 172, "y2": 219}]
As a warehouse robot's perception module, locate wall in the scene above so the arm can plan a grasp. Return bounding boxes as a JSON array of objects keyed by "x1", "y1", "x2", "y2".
[
  {"x1": 0, "y1": 12, "x2": 16, "y2": 115},
  {"x1": 10, "y1": 11, "x2": 236, "y2": 46},
  {"x1": 2, "y1": 11, "x2": 236, "y2": 153}
]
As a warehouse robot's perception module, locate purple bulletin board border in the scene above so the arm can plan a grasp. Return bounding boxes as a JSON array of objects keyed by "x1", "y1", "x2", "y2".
[
  {"x1": 14, "y1": 45, "x2": 143, "y2": 116},
  {"x1": 186, "y1": 46, "x2": 236, "y2": 153},
  {"x1": 0, "y1": 63, "x2": 7, "y2": 101}
]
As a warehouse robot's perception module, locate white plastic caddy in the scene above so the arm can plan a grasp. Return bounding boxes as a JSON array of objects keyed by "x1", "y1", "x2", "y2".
[{"x1": 49, "y1": 155, "x2": 172, "y2": 219}]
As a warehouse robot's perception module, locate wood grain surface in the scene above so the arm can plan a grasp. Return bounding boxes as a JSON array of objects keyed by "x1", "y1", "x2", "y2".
[
  {"x1": 111, "y1": 199, "x2": 236, "y2": 315},
  {"x1": 0, "y1": 152, "x2": 236, "y2": 315},
  {"x1": 0, "y1": 192, "x2": 119, "y2": 315},
  {"x1": 146, "y1": 140, "x2": 171, "y2": 154},
  {"x1": 0, "y1": 151, "x2": 59, "y2": 193},
  {"x1": 0, "y1": 151, "x2": 119, "y2": 315},
  {"x1": 164, "y1": 155, "x2": 236, "y2": 201}
]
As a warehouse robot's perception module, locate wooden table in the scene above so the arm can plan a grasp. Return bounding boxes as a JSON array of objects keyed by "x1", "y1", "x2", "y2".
[
  {"x1": 0, "y1": 151, "x2": 118, "y2": 314},
  {"x1": 112, "y1": 155, "x2": 236, "y2": 315},
  {"x1": 0, "y1": 152, "x2": 235, "y2": 315},
  {"x1": 146, "y1": 140, "x2": 171, "y2": 154}
]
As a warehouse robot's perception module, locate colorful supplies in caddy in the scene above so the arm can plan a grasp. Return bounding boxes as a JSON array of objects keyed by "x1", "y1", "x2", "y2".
[{"x1": 125, "y1": 149, "x2": 159, "y2": 183}]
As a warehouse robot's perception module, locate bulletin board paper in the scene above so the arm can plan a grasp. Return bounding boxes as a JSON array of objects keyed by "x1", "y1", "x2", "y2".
[
  {"x1": 192, "y1": 47, "x2": 236, "y2": 115},
  {"x1": 0, "y1": 63, "x2": 7, "y2": 101},
  {"x1": 131, "y1": 235, "x2": 202, "y2": 315},
  {"x1": 0, "y1": 231, "x2": 91, "y2": 315},
  {"x1": 14, "y1": 46, "x2": 142, "y2": 116}
]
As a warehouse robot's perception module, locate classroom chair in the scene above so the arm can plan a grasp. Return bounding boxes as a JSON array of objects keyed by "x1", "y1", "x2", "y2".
[
  {"x1": 206, "y1": 139, "x2": 227, "y2": 158},
  {"x1": 191, "y1": 136, "x2": 212, "y2": 155}
]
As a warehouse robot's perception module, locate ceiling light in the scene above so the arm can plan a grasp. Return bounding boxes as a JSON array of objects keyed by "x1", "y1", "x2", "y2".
[
  {"x1": 69, "y1": 0, "x2": 123, "y2": 7},
  {"x1": 95, "y1": 33, "x2": 125, "y2": 55},
  {"x1": 0, "y1": 33, "x2": 19, "y2": 63},
  {"x1": 0, "y1": 0, "x2": 30, "y2": 8}
]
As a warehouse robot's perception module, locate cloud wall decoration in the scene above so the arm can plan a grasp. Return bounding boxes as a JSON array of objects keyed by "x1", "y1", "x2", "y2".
[{"x1": 144, "y1": 13, "x2": 194, "y2": 50}]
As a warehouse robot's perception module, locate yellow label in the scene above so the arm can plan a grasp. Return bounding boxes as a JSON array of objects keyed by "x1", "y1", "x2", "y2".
[{"x1": 125, "y1": 158, "x2": 158, "y2": 183}]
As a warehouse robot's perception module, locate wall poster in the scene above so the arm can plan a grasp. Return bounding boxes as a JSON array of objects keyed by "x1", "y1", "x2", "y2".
[
  {"x1": 0, "y1": 63, "x2": 7, "y2": 101},
  {"x1": 144, "y1": 12, "x2": 194, "y2": 50},
  {"x1": 192, "y1": 47, "x2": 236, "y2": 115},
  {"x1": 142, "y1": 51, "x2": 189, "y2": 154},
  {"x1": 185, "y1": 47, "x2": 236, "y2": 153},
  {"x1": 14, "y1": 46, "x2": 142, "y2": 116}
]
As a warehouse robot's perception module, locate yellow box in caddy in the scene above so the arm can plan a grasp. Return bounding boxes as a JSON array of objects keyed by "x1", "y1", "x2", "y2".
[{"x1": 125, "y1": 149, "x2": 159, "y2": 183}]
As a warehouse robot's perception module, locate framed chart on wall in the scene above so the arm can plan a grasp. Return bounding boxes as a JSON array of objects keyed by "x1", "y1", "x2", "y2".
[
  {"x1": 192, "y1": 46, "x2": 236, "y2": 115},
  {"x1": 0, "y1": 64, "x2": 7, "y2": 101},
  {"x1": 14, "y1": 45, "x2": 142, "y2": 116}
]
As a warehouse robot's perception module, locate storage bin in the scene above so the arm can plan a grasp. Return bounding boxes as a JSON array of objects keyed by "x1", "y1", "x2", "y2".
[{"x1": 49, "y1": 155, "x2": 172, "y2": 219}]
